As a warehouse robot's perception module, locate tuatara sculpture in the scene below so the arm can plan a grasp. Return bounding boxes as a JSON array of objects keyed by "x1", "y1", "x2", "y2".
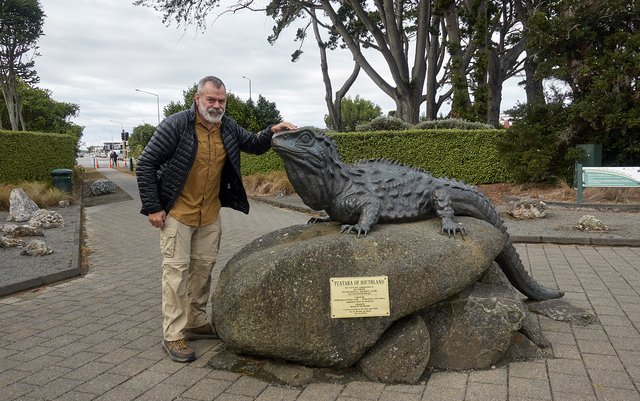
[{"x1": 271, "y1": 128, "x2": 563, "y2": 301}]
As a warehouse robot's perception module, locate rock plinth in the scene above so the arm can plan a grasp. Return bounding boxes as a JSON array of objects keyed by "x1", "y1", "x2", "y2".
[
  {"x1": 358, "y1": 315, "x2": 430, "y2": 383},
  {"x1": 422, "y1": 283, "x2": 528, "y2": 370},
  {"x1": 213, "y1": 218, "x2": 506, "y2": 371}
]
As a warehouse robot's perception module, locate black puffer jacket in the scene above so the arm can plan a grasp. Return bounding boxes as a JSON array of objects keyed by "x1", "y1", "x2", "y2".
[{"x1": 136, "y1": 104, "x2": 274, "y2": 216}]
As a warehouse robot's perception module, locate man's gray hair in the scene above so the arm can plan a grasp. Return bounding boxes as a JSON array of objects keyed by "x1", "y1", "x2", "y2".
[{"x1": 197, "y1": 76, "x2": 225, "y2": 93}]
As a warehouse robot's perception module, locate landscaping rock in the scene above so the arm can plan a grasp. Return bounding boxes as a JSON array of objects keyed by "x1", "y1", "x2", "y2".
[
  {"x1": 7, "y1": 188, "x2": 39, "y2": 222},
  {"x1": 90, "y1": 179, "x2": 117, "y2": 196},
  {"x1": 28, "y1": 209, "x2": 64, "y2": 229},
  {"x1": 0, "y1": 236, "x2": 25, "y2": 248},
  {"x1": 507, "y1": 198, "x2": 548, "y2": 220},
  {"x1": 575, "y1": 215, "x2": 608, "y2": 231},
  {"x1": 21, "y1": 240, "x2": 53, "y2": 256},
  {"x1": 3, "y1": 224, "x2": 44, "y2": 237}
]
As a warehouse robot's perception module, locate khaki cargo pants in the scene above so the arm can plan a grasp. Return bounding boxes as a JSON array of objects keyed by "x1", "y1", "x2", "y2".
[{"x1": 160, "y1": 215, "x2": 221, "y2": 341}]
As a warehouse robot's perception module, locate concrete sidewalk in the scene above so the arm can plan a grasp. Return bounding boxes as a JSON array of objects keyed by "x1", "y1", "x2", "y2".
[{"x1": 1, "y1": 168, "x2": 639, "y2": 400}]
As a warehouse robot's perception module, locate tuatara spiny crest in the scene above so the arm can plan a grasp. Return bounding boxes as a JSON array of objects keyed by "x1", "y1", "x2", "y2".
[{"x1": 271, "y1": 128, "x2": 564, "y2": 301}]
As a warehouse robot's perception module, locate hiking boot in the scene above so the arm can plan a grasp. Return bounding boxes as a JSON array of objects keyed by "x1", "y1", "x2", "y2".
[
  {"x1": 183, "y1": 324, "x2": 219, "y2": 340},
  {"x1": 162, "y1": 339, "x2": 195, "y2": 363}
]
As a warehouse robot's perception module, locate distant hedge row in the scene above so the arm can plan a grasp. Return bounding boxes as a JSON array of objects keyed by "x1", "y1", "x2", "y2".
[
  {"x1": 241, "y1": 129, "x2": 512, "y2": 185},
  {"x1": 0, "y1": 130, "x2": 76, "y2": 184}
]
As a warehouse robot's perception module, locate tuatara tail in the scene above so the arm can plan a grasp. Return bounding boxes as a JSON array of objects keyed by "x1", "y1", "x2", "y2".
[
  {"x1": 449, "y1": 182, "x2": 564, "y2": 301},
  {"x1": 496, "y1": 238, "x2": 564, "y2": 301}
]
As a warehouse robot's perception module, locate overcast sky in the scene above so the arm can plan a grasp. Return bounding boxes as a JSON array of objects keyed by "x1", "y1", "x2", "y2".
[{"x1": 37, "y1": 0, "x2": 525, "y2": 146}]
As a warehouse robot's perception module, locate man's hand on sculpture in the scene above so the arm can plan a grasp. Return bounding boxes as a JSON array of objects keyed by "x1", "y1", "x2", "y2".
[{"x1": 271, "y1": 122, "x2": 297, "y2": 133}]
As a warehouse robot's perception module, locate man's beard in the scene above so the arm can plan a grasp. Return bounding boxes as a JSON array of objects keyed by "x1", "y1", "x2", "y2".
[{"x1": 198, "y1": 101, "x2": 225, "y2": 124}]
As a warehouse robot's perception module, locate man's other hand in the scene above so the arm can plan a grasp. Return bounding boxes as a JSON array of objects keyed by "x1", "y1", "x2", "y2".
[{"x1": 149, "y1": 210, "x2": 166, "y2": 229}]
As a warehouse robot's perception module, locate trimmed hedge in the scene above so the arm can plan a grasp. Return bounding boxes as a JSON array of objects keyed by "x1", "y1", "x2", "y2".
[
  {"x1": 242, "y1": 129, "x2": 512, "y2": 184},
  {"x1": 0, "y1": 130, "x2": 76, "y2": 184}
]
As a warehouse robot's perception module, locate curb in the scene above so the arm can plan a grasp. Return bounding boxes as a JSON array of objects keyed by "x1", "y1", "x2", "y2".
[
  {"x1": 545, "y1": 201, "x2": 640, "y2": 212},
  {"x1": 510, "y1": 234, "x2": 640, "y2": 247},
  {"x1": 503, "y1": 197, "x2": 640, "y2": 212}
]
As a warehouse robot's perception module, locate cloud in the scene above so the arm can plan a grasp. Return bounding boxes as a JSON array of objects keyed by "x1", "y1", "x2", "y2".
[{"x1": 36, "y1": 0, "x2": 524, "y2": 146}]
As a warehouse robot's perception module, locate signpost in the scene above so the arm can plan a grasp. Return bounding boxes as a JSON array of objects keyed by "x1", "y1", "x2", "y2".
[{"x1": 576, "y1": 164, "x2": 640, "y2": 203}]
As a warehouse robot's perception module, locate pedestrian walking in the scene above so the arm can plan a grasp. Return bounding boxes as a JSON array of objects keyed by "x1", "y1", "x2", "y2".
[
  {"x1": 136, "y1": 75, "x2": 296, "y2": 363},
  {"x1": 110, "y1": 151, "x2": 118, "y2": 168}
]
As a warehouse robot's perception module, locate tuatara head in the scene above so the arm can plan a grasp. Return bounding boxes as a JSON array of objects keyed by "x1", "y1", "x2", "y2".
[{"x1": 271, "y1": 128, "x2": 341, "y2": 169}]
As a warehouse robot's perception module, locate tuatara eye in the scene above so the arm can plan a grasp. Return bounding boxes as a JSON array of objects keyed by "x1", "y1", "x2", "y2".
[{"x1": 297, "y1": 132, "x2": 314, "y2": 146}]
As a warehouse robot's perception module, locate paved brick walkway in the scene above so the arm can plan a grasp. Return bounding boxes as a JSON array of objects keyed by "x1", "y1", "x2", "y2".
[{"x1": 1, "y1": 168, "x2": 639, "y2": 400}]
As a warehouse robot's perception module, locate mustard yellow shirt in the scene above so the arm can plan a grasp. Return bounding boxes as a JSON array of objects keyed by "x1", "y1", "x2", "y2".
[{"x1": 170, "y1": 115, "x2": 227, "y2": 226}]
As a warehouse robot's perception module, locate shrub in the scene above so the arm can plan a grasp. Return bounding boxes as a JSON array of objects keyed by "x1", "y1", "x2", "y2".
[
  {"x1": 355, "y1": 116, "x2": 411, "y2": 132},
  {"x1": 414, "y1": 118, "x2": 495, "y2": 130},
  {"x1": 0, "y1": 130, "x2": 76, "y2": 183},
  {"x1": 241, "y1": 128, "x2": 512, "y2": 184},
  {"x1": 496, "y1": 102, "x2": 581, "y2": 183}
]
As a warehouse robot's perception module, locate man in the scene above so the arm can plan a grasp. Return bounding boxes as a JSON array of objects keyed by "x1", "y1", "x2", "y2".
[
  {"x1": 136, "y1": 76, "x2": 296, "y2": 363},
  {"x1": 110, "y1": 151, "x2": 118, "y2": 167}
]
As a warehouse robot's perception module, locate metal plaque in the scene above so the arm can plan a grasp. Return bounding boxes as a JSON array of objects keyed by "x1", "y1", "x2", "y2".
[{"x1": 330, "y1": 276, "x2": 390, "y2": 318}]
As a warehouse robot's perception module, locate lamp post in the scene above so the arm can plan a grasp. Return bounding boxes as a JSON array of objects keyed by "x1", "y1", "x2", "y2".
[
  {"x1": 109, "y1": 119, "x2": 122, "y2": 144},
  {"x1": 109, "y1": 119, "x2": 123, "y2": 131},
  {"x1": 135, "y1": 88, "x2": 160, "y2": 124},
  {"x1": 242, "y1": 76, "x2": 252, "y2": 102}
]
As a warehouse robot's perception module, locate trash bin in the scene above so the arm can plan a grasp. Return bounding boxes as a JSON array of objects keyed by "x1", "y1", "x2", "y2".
[{"x1": 51, "y1": 168, "x2": 73, "y2": 193}]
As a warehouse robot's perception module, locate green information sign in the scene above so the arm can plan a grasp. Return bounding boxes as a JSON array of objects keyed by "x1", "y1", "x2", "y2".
[{"x1": 582, "y1": 167, "x2": 640, "y2": 188}]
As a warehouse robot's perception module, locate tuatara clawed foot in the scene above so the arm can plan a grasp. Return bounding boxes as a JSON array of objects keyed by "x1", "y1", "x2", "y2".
[
  {"x1": 440, "y1": 219, "x2": 467, "y2": 238},
  {"x1": 340, "y1": 224, "x2": 369, "y2": 238},
  {"x1": 308, "y1": 215, "x2": 331, "y2": 225}
]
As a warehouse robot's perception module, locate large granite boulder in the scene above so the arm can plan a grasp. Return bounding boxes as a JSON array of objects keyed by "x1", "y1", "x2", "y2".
[
  {"x1": 7, "y1": 188, "x2": 39, "y2": 222},
  {"x1": 358, "y1": 314, "x2": 430, "y2": 383},
  {"x1": 422, "y1": 282, "x2": 529, "y2": 370},
  {"x1": 478, "y1": 263, "x2": 551, "y2": 349},
  {"x1": 212, "y1": 217, "x2": 506, "y2": 369}
]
